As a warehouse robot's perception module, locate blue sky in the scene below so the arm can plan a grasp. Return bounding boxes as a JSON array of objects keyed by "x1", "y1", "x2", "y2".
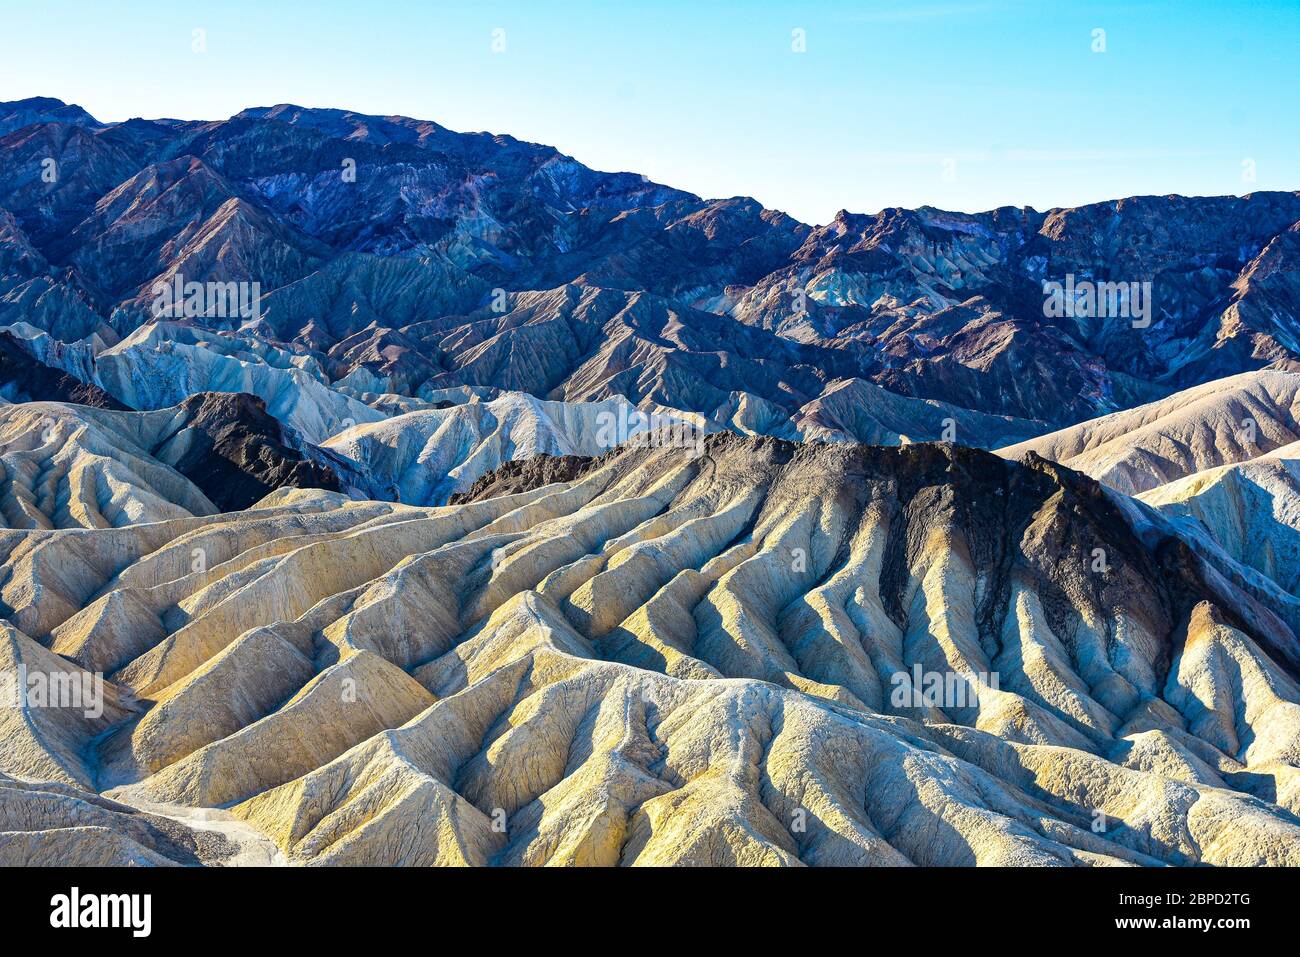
[{"x1": 2, "y1": 0, "x2": 1296, "y2": 224}]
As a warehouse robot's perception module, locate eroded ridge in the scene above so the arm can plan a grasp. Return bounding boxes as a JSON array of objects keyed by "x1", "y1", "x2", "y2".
[{"x1": 4, "y1": 435, "x2": 1300, "y2": 866}]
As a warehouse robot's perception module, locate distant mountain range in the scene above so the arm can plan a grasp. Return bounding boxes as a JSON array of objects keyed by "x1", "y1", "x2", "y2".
[{"x1": 2, "y1": 96, "x2": 1299, "y2": 438}]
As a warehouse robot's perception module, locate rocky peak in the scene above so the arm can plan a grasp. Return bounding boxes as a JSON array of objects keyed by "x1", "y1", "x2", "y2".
[{"x1": 151, "y1": 391, "x2": 340, "y2": 510}]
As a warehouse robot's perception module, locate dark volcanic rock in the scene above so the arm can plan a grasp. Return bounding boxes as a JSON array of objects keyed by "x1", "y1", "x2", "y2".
[
  {"x1": 0, "y1": 329, "x2": 125, "y2": 408},
  {"x1": 448, "y1": 452, "x2": 601, "y2": 505},
  {"x1": 158, "y1": 392, "x2": 340, "y2": 510}
]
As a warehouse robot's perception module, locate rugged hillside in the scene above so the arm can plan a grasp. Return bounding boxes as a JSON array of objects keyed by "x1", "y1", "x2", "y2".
[
  {"x1": 0, "y1": 97, "x2": 103, "y2": 137},
  {"x1": 3, "y1": 95, "x2": 1300, "y2": 870},
  {"x1": 320, "y1": 393, "x2": 704, "y2": 505},
  {"x1": 0, "y1": 329, "x2": 124, "y2": 407},
  {"x1": 3, "y1": 98, "x2": 1300, "y2": 435},
  {"x1": 13, "y1": 321, "x2": 385, "y2": 444},
  {"x1": 1139, "y1": 441, "x2": 1300, "y2": 597},
  {"x1": 8, "y1": 318, "x2": 1049, "y2": 484},
  {"x1": 139, "y1": 392, "x2": 340, "y2": 511},
  {"x1": 998, "y1": 370, "x2": 1300, "y2": 495},
  {"x1": 0, "y1": 402, "x2": 218, "y2": 528},
  {"x1": 792, "y1": 376, "x2": 1042, "y2": 447},
  {"x1": 0, "y1": 771, "x2": 272, "y2": 865},
  {"x1": 0, "y1": 393, "x2": 340, "y2": 528},
  {"x1": 4, "y1": 436, "x2": 1300, "y2": 866}
]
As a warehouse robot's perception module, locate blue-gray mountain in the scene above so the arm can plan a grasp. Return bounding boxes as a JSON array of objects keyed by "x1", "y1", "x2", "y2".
[{"x1": 2, "y1": 97, "x2": 1299, "y2": 432}]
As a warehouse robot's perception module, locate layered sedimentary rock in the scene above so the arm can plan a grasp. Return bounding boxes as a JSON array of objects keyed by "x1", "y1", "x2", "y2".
[
  {"x1": 0, "y1": 329, "x2": 124, "y2": 408},
  {"x1": 0, "y1": 768, "x2": 283, "y2": 865},
  {"x1": 15, "y1": 322, "x2": 385, "y2": 445},
  {"x1": 793, "y1": 376, "x2": 1043, "y2": 447},
  {"x1": 320, "y1": 393, "x2": 704, "y2": 505},
  {"x1": 4, "y1": 96, "x2": 1300, "y2": 870},
  {"x1": 0, "y1": 402, "x2": 217, "y2": 529},
  {"x1": 8, "y1": 318, "x2": 1048, "y2": 509},
  {"x1": 3, "y1": 436, "x2": 1299, "y2": 866},
  {"x1": 140, "y1": 392, "x2": 340, "y2": 511},
  {"x1": 1139, "y1": 441, "x2": 1300, "y2": 597},
  {"x1": 0, "y1": 393, "x2": 340, "y2": 528},
  {"x1": 998, "y1": 371, "x2": 1300, "y2": 495}
]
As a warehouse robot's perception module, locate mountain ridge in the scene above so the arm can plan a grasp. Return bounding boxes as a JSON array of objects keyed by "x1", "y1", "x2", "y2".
[{"x1": 3, "y1": 96, "x2": 1299, "y2": 435}]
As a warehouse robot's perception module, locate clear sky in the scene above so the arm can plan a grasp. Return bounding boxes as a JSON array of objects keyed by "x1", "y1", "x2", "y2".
[{"x1": 2, "y1": 0, "x2": 1296, "y2": 224}]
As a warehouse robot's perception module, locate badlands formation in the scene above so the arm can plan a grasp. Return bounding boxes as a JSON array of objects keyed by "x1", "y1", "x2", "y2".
[
  {"x1": 3, "y1": 435, "x2": 1300, "y2": 866},
  {"x1": 1, "y1": 320, "x2": 1046, "y2": 506},
  {"x1": 0, "y1": 391, "x2": 337, "y2": 529},
  {"x1": 3, "y1": 98, "x2": 1300, "y2": 867},
  {"x1": 999, "y1": 371, "x2": 1300, "y2": 495}
]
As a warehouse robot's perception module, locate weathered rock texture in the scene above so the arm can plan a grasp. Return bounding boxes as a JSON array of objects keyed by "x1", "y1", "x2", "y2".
[
  {"x1": 999, "y1": 371, "x2": 1300, "y2": 495},
  {"x1": 0, "y1": 330, "x2": 125, "y2": 408},
  {"x1": 1139, "y1": 441, "x2": 1300, "y2": 598},
  {"x1": 3, "y1": 436, "x2": 1299, "y2": 866},
  {"x1": 0, "y1": 393, "x2": 340, "y2": 528},
  {"x1": 5, "y1": 98, "x2": 1300, "y2": 441}
]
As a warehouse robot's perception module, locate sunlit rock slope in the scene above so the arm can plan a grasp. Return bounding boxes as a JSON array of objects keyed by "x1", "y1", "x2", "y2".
[
  {"x1": 998, "y1": 371, "x2": 1300, "y2": 495},
  {"x1": 3, "y1": 436, "x2": 1300, "y2": 866}
]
